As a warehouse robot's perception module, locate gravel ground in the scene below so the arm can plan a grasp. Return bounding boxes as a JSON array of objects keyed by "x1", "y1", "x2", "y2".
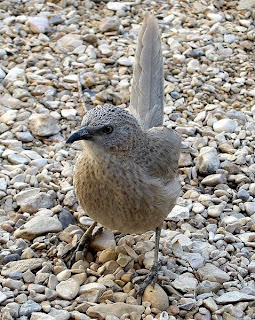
[{"x1": 0, "y1": 0, "x2": 255, "y2": 319}]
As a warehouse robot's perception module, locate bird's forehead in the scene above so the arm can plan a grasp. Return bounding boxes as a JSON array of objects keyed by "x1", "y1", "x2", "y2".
[{"x1": 83, "y1": 106, "x2": 133, "y2": 127}]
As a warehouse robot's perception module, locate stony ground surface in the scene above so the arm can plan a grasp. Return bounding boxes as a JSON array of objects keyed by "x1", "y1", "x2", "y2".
[{"x1": 0, "y1": 0, "x2": 255, "y2": 319}]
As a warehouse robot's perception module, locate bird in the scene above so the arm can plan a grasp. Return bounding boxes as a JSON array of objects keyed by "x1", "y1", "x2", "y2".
[{"x1": 66, "y1": 13, "x2": 182, "y2": 295}]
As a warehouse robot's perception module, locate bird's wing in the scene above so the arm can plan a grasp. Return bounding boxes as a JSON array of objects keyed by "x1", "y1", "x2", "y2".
[
  {"x1": 146, "y1": 127, "x2": 182, "y2": 180},
  {"x1": 130, "y1": 13, "x2": 164, "y2": 130}
]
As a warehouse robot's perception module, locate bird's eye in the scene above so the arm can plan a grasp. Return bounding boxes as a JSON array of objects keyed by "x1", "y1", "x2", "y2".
[{"x1": 102, "y1": 126, "x2": 114, "y2": 134}]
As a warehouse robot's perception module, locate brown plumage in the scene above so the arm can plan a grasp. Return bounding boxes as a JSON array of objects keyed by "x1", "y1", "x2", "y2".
[{"x1": 67, "y1": 13, "x2": 181, "y2": 294}]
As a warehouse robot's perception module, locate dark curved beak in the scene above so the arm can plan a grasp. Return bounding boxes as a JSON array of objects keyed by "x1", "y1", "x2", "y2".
[{"x1": 66, "y1": 126, "x2": 93, "y2": 143}]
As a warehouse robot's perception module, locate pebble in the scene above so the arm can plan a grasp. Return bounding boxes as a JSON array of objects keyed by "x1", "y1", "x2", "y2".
[
  {"x1": 166, "y1": 205, "x2": 189, "y2": 221},
  {"x1": 79, "y1": 283, "x2": 106, "y2": 303},
  {"x1": 172, "y1": 273, "x2": 198, "y2": 292},
  {"x1": 216, "y1": 291, "x2": 255, "y2": 304},
  {"x1": 56, "y1": 278, "x2": 80, "y2": 300},
  {"x1": 99, "y1": 17, "x2": 120, "y2": 32},
  {"x1": 143, "y1": 284, "x2": 169, "y2": 311},
  {"x1": 28, "y1": 17, "x2": 49, "y2": 33},
  {"x1": 198, "y1": 264, "x2": 230, "y2": 283},
  {"x1": 31, "y1": 313, "x2": 55, "y2": 320},
  {"x1": 14, "y1": 216, "x2": 62, "y2": 240},
  {"x1": 201, "y1": 174, "x2": 227, "y2": 186},
  {"x1": 19, "y1": 193, "x2": 53, "y2": 213},
  {"x1": 29, "y1": 115, "x2": 60, "y2": 137},
  {"x1": 213, "y1": 119, "x2": 238, "y2": 133},
  {"x1": 196, "y1": 147, "x2": 220, "y2": 175},
  {"x1": 87, "y1": 302, "x2": 145, "y2": 319},
  {"x1": 19, "y1": 300, "x2": 42, "y2": 317}
]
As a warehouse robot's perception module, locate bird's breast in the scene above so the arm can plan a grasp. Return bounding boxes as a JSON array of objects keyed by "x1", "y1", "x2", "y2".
[{"x1": 73, "y1": 152, "x2": 170, "y2": 234}]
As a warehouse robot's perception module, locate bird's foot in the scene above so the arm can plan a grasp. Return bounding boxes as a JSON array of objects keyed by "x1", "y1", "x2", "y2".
[
  {"x1": 62, "y1": 222, "x2": 101, "y2": 268},
  {"x1": 134, "y1": 261, "x2": 161, "y2": 297}
]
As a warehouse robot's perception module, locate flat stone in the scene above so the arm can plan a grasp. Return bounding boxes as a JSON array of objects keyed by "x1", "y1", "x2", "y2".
[
  {"x1": 172, "y1": 273, "x2": 198, "y2": 292},
  {"x1": 106, "y1": 2, "x2": 128, "y2": 11},
  {"x1": 213, "y1": 119, "x2": 238, "y2": 133},
  {"x1": 14, "y1": 216, "x2": 62, "y2": 240},
  {"x1": 14, "y1": 188, "x2": 41, "y2": 206},
  {"x1": 31, "y1": 312, "x2": 55, "y2": 320},
  {"x1": 90, "y1": 229, "x2": 116, "y2": 251},
  {"x1": 216, "y1": 291, "x2": 254, "y2": 304},
  {"x1": 166, "y1": 205, "x2": 190, "y2": 221},
  {"x1": 79, "y1": 283, "x2": 106, "y2": 303},
  {"x1": 117, "y1": 57, "x2": 134, "y2": 66},
  {"x1": 238, "y1": 232, "x2": 255, "y2": 243},
  {"x1": 28, "y1": 17, "x2": 49, "y2": 33},
  {"x1": 99, "y1": 17, "x2": 120, "y2": 32},
  {"x1": 57, "y1": 34, "x2": 83, "y2": 50},
  {"x1": 19, "y1": 300, "x2": 41, "y2": 317},
  {"x1": 29, "y1": 114, "x2": 60, "y2": 137},
  {"x1": 198, "y1": 263, "x2": 230, "y2": 283},
  {"x1": 201, "y1": 174, "x2": 226, "y2": 186},
  {"x1": 244, "y1": 202, "x2": 255, "y2": 216},
  {"x1": 8, "y1": 153, "x2": 29, "y2": 165},
  {"x1": 56, "y1": 278, "x2": 80, "y2": 300},
  {"x1": 142, "y1": 284, "x2": 169, "y2": 311},
  {"x1": 0, "y1": 291, "x2": 7, "y2": 303},
  {"x1": 48, "y1": 308, "x2": 70, "y2": 320},
  {"x1": 0, "y1": 178, "x2": 7, "y2": 191},
  {"x1": 196, "y1": 147, "x2": 220, "y2": 175},
  {"x1": 87, "y1": 302, "x2": 145, "y2": 319},
  {"x1": 1, "y1": 258, "x2": 45, "y2": 276},
  {"x1": 19, "y1": 192, "x2": 53, "y2": 213}
]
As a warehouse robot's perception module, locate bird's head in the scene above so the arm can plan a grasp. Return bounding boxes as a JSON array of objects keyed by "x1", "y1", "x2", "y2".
[{"x1": 67, "y1": 105, "x2": 142, "y2": 152}]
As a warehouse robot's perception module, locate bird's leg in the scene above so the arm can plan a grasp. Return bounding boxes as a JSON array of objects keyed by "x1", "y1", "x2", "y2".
[
  {"x1": 63, "y1": 221, "x2": 101, "y2": 268},
  {"x1": 135, "y1": 227, "x2": 161, "y2": 297}
]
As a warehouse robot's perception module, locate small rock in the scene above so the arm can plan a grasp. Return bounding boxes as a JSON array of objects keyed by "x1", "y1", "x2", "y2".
[
  {"x1": 203, "y1": 297, "x2": 218, "y2": 312},
  {"x1": 244, "y1": 202, "x2": 255, "y2": 216},
  {"x1": 0, "y1": 291, "x2": 7, "y2": 303},
  {"x1": 14, "y1": 216, "x2": 62, "y2": 240},
  {"x1": 166, "y1": 205, "x2": 189, "y2": 221},
  {"x1": 198, "y1": 264, "x2": 230, "y2": 283},
  {"x1": 28, "y1": 17, "x2": 49, "y2": 33},
  {"x1": 99, "y1": 17, "x2": 120, "y2": 32},
  {"x1": 90, "y1": 229, "x2": 116, "y2": 251},
  {"x1": 248, "y1": 261, "x2": 255, "y2": 273},
  {"x1": 0, "y1": 178, "x2": 7, "y2": 191},
  {"x1": 87, "y1": 302, "x2": 145, "y2": 319},
  {"x1": 2, "y1": 258, "x2": 45, "y2": 276},
  {"x1": 213, "y1": 119, "x2": 238, "y2": 133},
  {"x1": 56, "y1": 278, "x2": 80, "y2": 300},
  {"x1": 79, "y1": 283, "x2": 106, "y2": 303},
  {"x1": 31, "y1": 312, "x2": 55, "y2": 320},
  {"x1": 19, "y1": 300, "x2": 41, "y2": 317},
  {"x1": 48, "y1": 308, "x2": 70, "y2": 320},
  {"x1": 117, "y1": 57, "x2": 134, "y2": 66},
  {"x1": 196, "y1": 147, "x2": 220, "y2": 175},
  {"x1": 57, "y1": 34, "x2": 83, "y2": 50},
  {"x1": 106, "y1": 2, "x2": 128, "y2": 11},
  {"x1": 201, "y1": 174, "x2": 226, "y2": 186},
  {"x1": 216, "y1": 291, "x2": 254, "y2": 304},
  {"x1": 29, "y1": 114, "x2": 60, "y2": 137},
  {"x1": 172, "y1": 273, "x2": 198, "y2": 292},
  {"x1": 59, "y1": 209, "x2": 77, "y2": 229},
  {"x1": 19, "y1": 193, "x2": 53, "y2": 213},
  {"x1": 142, "y1": 284, "x2": 169, "y2": 311}
]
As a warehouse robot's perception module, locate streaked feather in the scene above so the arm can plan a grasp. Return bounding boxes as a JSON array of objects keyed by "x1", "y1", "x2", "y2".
[{"x1": 130, "y1": 13, "x2": 164, "y2": 130}]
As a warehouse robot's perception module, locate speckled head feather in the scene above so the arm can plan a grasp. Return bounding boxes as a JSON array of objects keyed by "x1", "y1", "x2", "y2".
[{"x1": 69, "y1": 105, "x2": 144, "y2": 153}]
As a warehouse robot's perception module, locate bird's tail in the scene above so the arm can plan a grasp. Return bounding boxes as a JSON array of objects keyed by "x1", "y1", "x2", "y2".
[{"x1": 129, "y1": 13, "x2": 164, "y2": 130}]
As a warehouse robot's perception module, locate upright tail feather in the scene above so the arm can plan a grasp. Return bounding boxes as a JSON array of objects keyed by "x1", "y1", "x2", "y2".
[{"x1": 130, "y1": 13, "x2": 164, "y2": 130}]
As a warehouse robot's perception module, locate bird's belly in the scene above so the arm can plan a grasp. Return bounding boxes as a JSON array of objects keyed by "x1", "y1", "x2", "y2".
[{"x1": 73, "y1": 157, "x2": 167, "y2": 234}]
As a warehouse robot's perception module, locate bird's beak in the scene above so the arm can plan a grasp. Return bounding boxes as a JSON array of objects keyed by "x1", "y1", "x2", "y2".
[{"x1": 66, "y1": 126, "x2": 93, "y2": 143}]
